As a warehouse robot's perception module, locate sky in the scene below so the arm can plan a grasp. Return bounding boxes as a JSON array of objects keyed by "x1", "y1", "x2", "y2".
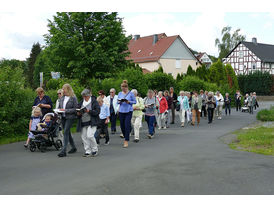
[{"x1": 1, "y1": 12, "x2": 274, "y2": 60}]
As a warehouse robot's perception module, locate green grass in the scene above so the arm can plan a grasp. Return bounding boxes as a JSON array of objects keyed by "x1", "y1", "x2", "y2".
[
  {"x1": 229, "y1": 127, "x2": 274, "y2": 155},
  {"x1": 0, "y1": 135, "x2": 26, "y2": 145},
  {"x1": 257, "y1": 106, "x2": 274, "y2": 121}
]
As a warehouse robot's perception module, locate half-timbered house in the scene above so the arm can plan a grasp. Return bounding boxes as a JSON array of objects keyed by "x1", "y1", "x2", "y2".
[{"x1": 223, "y1": 38, "x2": 274, "y2": 75}]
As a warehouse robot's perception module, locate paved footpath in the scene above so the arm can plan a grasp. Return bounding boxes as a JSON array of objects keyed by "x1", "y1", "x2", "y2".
[{"x1": 0, "y1": 102, "x2": 273, "y2": 195}]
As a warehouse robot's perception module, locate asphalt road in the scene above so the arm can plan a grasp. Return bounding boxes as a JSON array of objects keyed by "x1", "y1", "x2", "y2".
[{"x1": 0, "y1": 101, "x2": 273, "y2": 195}]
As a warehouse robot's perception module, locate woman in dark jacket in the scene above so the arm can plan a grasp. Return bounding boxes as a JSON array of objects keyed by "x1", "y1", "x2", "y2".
[
  {"x1": 76, "y1": 89, "x2": 100, "y2": 157},
  {"x1": 224, "y1": 93, "x2": 232, "y2": 116},
  {"x1": 33, "y1": 87, "x2": 53, "y2": 116},
  {"x1": 57, "y1": 84, "x2": 78, "y2": 157}
]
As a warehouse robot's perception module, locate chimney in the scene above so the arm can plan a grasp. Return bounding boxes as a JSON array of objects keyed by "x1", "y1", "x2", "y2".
[
  {"x1": 252, "y1": 37, "x2": 257, "y2": 44},
  {"x1": 153, "y1": 34, "x2": 158, "y2": 45},
  {"x1": 134, "y1": 34, "x2": 140, "y2": 41}
]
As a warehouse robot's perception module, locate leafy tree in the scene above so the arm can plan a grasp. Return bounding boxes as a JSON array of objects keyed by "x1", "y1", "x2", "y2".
[
  {"x1": 145, "y1": 71, "x2": 176, "y2": 92},
  {"x1": 43, "y1": 12, "x2": 131, "y2": 83},
  {"x1": 155, "y1": 66, "x2": 164, "y2": 73},
  {"x1": 26, "y1": 42, "x2": 41, "y2": 88},
  {"x1": 208, "y1": 59, "x2": 227, "y2": 86},
  {"x1": 225, "y1": 64, "x2": 239, "y2": 90},
  {"x1": 215, "y1": 26, "x2": 246, "y2": 59},
  {"x1": 0, "y1": 59, "x2": 28, "y2": 85},
  {"x1": 186, "y1": 65, "x2": 195, "y2": 76},
  {"x1": 195, "y1": 64, "x2": 207, "y2": 81}
]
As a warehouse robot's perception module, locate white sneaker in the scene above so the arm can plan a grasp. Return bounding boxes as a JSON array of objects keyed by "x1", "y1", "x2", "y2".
[
  {"x1": 163, "y1": 126, "x2": 167, "y2": 130},
  {"x1": 158, "y1": 127, "x2": 161, "y2": 130}
]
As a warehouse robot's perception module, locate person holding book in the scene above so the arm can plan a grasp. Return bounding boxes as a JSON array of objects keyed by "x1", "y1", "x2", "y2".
[
  {"x1": 76, "y1": 88, "x2": 100, "y2": 157},
  {"x1": 33, "y1": 87, "x2": 53, "y2": 116},
  {"x1": 57, "y1": 84, "x2": 78, "y2": 157},
  {"x1": 144, "y1": 90, "x2": 159, "y2": 139},
  {"x1": 117, "y1": 80, "x2": 136, "y2": 148},
  {"x1": 131, "y1": 89, "x2": 144, "y2": 143}
]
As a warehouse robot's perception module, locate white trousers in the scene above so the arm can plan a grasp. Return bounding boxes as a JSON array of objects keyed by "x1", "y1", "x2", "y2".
[
  {"x1": 158, "y1": 113, "x2": 167, "y2": 128},
  {"x1": 179, "y1": 109, "x2": 186, "y2": 123},
  {"x1": 131, "y1": 115, "x2": 142, "y2": 140},
  {"x1": 81, "y1": 126, "x2": 98, "y2": 154},
  {"x1": 186, "y1": 110, "x2": 192, "y2": 122}
]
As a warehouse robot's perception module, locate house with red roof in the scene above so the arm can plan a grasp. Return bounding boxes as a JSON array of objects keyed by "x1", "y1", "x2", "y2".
[
  {"x1": 195, "y1": 52, "x2": 212, "y2": 69},
  {"x1": 127, "y1": 33, "x2": 201, "y2": 77}
]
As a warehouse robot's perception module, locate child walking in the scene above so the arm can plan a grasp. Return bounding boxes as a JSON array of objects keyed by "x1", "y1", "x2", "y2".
[
  {"x1": 24, "y1": 107, "x2": 42, "y2": 148},
  {"x1": 95, "y1": 96, "x2": 110, "y2": 145}
]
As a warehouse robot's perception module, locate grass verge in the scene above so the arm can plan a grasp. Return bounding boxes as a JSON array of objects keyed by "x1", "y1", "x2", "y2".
[
  {"x1": 229, "y1": 126, "x2": 274, "y2": 155},
  {"x1": 0, "y1": 135, "x2": 26, "y2": 145},
  {"x1": 256, "y1": 106, "x2": 274, "y2": 121}
]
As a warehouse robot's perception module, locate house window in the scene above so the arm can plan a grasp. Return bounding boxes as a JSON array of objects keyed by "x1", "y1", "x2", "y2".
[
  {"x1": 239, "y1": 51, "x2": 244, "y2": 58},
  {"x1": 252, "y1": 63, "x2": 256, "y2": 70},
  {"x1": 175, "y1": 59, "x2": 181, "y2": 69}
]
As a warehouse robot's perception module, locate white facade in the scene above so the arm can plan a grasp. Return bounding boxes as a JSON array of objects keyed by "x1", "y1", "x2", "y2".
[{"x1": 223, "y1": 43, "x2": 273, "y2": 75}]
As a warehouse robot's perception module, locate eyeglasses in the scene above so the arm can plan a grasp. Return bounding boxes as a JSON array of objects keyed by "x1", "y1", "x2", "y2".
[
  {"x1": 57, "y1": 93, "x2": 61, "y2": 95},
  {"x1": 110, "y1": 92, "x2": 114, "y2": 93}
]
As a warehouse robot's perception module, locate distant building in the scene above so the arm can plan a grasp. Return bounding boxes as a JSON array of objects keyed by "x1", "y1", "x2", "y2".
[
  {"x1": 223, "y1": 38, "x2": 274, "y2": 75},
  {"x1": 127, "y1": 33, "x2": 201, "y2": 78},
  {"x1": 195, "y1": 52, "x2": 212, "y2": 68}
]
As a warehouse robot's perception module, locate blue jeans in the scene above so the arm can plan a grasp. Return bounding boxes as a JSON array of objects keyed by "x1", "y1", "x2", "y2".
[
  {"x1": 119, "y1": 112, "x2": 133, "y2": 141},
  {"x1": 110, "y1": 112, "x2": 117, "y2": 132},
  {"x1": 61, "y1": 118, "x2": 76, "y2": 153},
  {"x1": 225, "y1": 104, "x2": 231, "y2": 115},
  {"x1": 145, "y1": 115, "x2": 156, "y2": 135}
]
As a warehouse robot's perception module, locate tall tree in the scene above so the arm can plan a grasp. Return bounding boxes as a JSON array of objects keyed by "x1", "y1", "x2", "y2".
[
  {"x1": 186, "y1": 65, "x2": 195, "y2": 76},
  {"x1": 43, "y1": 12, "x2": 131, "y2": 83},
  {"x1": 26, "y1": 42, "x2": 41, "y2": 88},
  {"x1": 215, "y1": 26, "x2": 246, "y2": 60}
]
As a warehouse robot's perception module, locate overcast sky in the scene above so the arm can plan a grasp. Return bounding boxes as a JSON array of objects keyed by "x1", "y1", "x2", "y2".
[{"x1": 1, "y1": 12, "x2": 274, "y2": 60}]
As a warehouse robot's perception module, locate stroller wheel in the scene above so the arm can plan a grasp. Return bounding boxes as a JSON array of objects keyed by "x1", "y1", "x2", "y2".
[
  {"x1": 29, "y1": 142, "x2": 36, "y2": 152},
  {"x1": 54, "y1": 139, "x2": 63, "y2": 151}
]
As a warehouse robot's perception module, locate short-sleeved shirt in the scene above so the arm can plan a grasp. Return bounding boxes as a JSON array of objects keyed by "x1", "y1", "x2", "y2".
[
  {"x1": 99, "y1": 104, "x2": 110, "y2": 120},
  {"x1": 33, "y1": 95, "x2": 53, "y2": 116}
]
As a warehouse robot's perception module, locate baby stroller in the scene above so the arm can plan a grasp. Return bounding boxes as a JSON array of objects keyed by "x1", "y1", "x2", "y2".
[
  {"x1": 29, "y1": 113, "x2": 63, "y2": 152},
  {"x1": 241, "y1": 99, "x2": 249, "y2": 113}
]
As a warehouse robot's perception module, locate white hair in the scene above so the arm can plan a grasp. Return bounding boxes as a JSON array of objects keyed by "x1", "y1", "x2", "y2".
[{"x1": 131, "y1": 89, "x2": 138, "y2": 95}]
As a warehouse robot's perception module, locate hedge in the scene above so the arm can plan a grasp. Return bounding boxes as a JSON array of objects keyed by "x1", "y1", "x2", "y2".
[{"x1": 238, "y1": 71, "x2": 273, "y2": 95}]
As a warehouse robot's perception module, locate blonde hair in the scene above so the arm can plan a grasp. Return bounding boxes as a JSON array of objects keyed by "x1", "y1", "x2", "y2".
[
  {"x1": 35, "y1": 87, "x2": 44, "y2": 94},
  {"x1": 121, "y1": 80, "x2": 128, "y2": 88},
  {"x1": 31, "y1": 106, "x2": 42, "y2": 117},
  {"x1": 62, "y1": 84, "x2": 75, "y2": 97},
  {"x1": 97, "y1": 96, "x2": 104, "y2": 103},
  {"x1": 57, "y1": 89, "x2": 63, "y2": 95}
]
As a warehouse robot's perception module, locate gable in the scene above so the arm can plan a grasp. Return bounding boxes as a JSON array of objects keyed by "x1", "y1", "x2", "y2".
[{"x1": 161, "y1": 38, "x2": 195, "y2": 60}]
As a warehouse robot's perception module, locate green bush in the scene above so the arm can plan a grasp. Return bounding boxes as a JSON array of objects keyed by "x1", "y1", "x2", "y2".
[
  {"x1": 46, "y1": 78, "x2": 62, "y2": 90},
  {"x1": 119, "y1": 68, "x2": 148, "y2": 97},
  {"x1": 0, "y1": 66, "x2": 36, "y2": 138},
  {"x1": 257, "y1": 106, "x2": 274, "y2": 121},
  {"x1": 177, "y1": 76, "x2": 219, "y2": 92},
  {"x1": 145, "y1": 71, "x2": 177, "y2": 94},
  {"x1": 238, "y1": 71, "x2": 273, "y2": 95}
]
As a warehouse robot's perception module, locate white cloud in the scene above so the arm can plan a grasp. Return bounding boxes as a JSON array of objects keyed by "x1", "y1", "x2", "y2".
[
  {"x1": 120, "y1": 12, "x2": 226, "y2": 57},
  {"x1": 0, "y1": 12, "x2": 54, "y2": 60}
]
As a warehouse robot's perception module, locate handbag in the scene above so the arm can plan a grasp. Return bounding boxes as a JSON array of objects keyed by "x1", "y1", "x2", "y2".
[{"x1": 176, "y1": 103, "x2": 180, "y2": 111}]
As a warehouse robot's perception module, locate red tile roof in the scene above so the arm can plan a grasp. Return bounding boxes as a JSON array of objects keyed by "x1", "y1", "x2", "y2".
[
  {"x1": 127, "y1": 33, "x2": 178, "y2": 63},
  {"x1": 196, "y1": 52, "x2": 205, "y2": 61}
]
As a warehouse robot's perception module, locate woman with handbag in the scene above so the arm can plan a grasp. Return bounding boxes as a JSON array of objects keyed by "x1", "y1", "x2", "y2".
[
  {"x1": 177, "y1": 91, "x2": 190, "y2": 127},
  {"x1": 131, "y1": 89, "x2": 144, "y2": 143},
  {"x1": 191, "y1": 91, "x2": 202, "y2": 126},
  {"x1": 156, "y1": 91, "x2": 168, "y2": 130},
  {"x1": 206, "y1": 92, "x2": 216, "y2": 124},
  {"x1": 144, "y1": 90, "x2": 159, "y2": 139}
]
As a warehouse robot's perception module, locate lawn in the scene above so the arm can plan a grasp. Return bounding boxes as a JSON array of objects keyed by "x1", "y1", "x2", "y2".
[
  {"x1": 229, "y1": 126, "x2": 274, "y2": 155},
  {"x1": 256, "y1": 106, "x2": 274, "y2": 121}
]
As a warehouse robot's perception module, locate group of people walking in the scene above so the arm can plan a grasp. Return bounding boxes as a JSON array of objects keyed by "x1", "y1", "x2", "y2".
[{"x1": 24, "y1": 80, "x2": 259, "y2": 158}]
